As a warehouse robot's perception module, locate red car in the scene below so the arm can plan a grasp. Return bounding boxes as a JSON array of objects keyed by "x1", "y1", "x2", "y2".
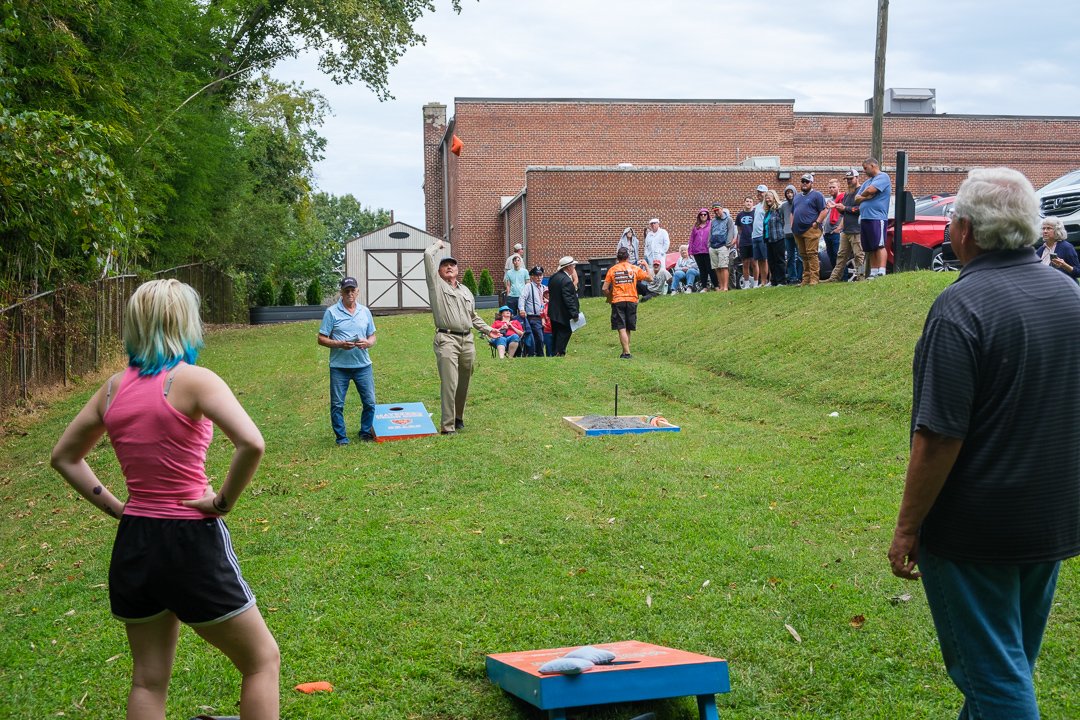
[{"x1": 885, "y1": 195, "x2": 956, "y2": 271}]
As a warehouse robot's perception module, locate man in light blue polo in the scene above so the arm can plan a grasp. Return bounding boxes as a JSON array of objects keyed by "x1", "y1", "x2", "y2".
[
  {"x1": 854, "y1": 157, "x2": 892, "y2": 279},
  {"x1": 317, "y1": 277, "x2": 377, "y2": 445}
]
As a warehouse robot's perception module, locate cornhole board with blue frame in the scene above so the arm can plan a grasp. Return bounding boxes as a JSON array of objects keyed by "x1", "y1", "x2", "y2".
[
  {"x1": 562, "y1": 416, "x2": 681, "y2": 437},
  {"x1": 371, "y1": 402, "x2": 437, "y2": 442},
  {"x1": 486, "y1": 640, "x2": 729, "y2": 720}
]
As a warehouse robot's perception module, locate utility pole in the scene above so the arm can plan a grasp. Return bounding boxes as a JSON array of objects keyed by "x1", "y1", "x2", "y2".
[{"x1": 871, "y1": 0, "x2": 889, "y2": 161}]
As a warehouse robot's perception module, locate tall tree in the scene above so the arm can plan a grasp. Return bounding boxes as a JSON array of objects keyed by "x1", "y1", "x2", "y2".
[
  {"x1": 311, "y1": 192, "x2": 391, "y2": 284},
  {"x1": 205, "y1": 0, "x2": 464, "y2": 99}
]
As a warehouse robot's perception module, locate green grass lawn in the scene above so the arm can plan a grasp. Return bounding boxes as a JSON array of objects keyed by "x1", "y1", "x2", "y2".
[{"x1": 1, "y1": 273, "x2": 1077, "y2": 719}]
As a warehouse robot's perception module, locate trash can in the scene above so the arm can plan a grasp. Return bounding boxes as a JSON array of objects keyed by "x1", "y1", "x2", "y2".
[{"x1": 585, "y1": 257, "x2": 617, "y2": 297}]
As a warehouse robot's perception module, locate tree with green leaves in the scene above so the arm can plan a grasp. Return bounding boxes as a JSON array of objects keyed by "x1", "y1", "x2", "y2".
[
  {"x1": 461, "y1": 269, "x2": 478, "y2": 296},
  {"x1": 311, "y1": 192, "x2": 391, "y2": 284},
  {"x1": 0, "y1": 0, "x2": 465, "y2": 299},
  {"x1": 205, "y1": 0, "x2": 464, "y2": 100}
]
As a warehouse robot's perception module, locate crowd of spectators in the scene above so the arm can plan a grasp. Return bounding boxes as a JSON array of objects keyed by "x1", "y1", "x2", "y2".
[{"x1": 608, "y1": 158, "x2": 895, "y2": 293}]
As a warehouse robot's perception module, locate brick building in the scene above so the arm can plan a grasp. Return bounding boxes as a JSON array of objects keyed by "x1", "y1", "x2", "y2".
[{"x1": 422, "y1": 98, "x2": 1080, "y2": 277}]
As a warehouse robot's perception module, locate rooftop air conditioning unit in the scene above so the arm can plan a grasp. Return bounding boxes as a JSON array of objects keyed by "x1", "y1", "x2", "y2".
[
  {"x1": 740, "y1": 156, "x2": 780, "y2": 169},
  {"x1": 865, "y1": 88, "x2": 936, "y2": 115}
]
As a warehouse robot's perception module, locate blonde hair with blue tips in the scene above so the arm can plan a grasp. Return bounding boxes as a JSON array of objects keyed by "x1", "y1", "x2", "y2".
[{"x1": 123, "y1": 279, "x2": 203, "y2": 376}]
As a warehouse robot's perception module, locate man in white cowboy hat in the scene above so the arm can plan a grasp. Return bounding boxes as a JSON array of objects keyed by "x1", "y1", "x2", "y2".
[
  {"x1": 547, "y1": 255, "x2": 581, "y2": 356},
  {"x1": 423, "y1": 239, "x2": 500, "y2": 435}
]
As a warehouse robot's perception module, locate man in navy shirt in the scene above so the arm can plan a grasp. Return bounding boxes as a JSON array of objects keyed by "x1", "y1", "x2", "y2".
[
  {"x1": 318, "y1": 277, "x2": 377, "y2": 445},
  {"x1": 890, "y1": 167, "x2": 1080, "y2": 718},
  {"x1": 791, "y1": 173, "x2": 828, "y2": 285}
]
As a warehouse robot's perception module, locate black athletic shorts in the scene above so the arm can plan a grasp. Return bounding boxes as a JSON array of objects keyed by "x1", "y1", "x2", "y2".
[
  {"x1": 610, "y1": 301, "x2": 638, "y2": 331},
  {"x1": 109, "y1": 515, "x2": 255, "y2": 626}
]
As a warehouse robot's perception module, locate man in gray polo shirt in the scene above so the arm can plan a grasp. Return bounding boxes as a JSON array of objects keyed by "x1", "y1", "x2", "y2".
[{"x1": 889, "y1": 167, "x2": 1080, "y2": 719}]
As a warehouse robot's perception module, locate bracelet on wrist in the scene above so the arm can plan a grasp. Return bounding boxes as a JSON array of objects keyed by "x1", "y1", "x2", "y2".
[{"x1": 212, "y1": 495, "x2": 230, "y2": 513}]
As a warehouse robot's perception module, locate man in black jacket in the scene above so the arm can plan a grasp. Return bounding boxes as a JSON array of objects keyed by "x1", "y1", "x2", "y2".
[{"x1": 547, "y1": 256, "x2": 581, "y2": 357}]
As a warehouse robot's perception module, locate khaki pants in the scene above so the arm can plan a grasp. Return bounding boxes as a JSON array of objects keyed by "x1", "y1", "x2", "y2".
[
  {"x1": 830, "y1": 232, "x2": 866, "y2": 281},
  {"x1": 434, "y1": 332, "x2": 475, "y2": 432},
  {"x1": 794, "y1": 226, "x2": 822, "y2": 285}
]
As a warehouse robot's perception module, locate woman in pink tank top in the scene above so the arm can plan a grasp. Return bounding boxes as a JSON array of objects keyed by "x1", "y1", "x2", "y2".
[{"x1": 52, "y1": 279, "x2": 279, "y2": 720}]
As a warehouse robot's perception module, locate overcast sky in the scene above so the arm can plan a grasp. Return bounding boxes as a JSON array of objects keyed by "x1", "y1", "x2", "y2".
[{"x1": 273, "y1": 1, "x2": 1080, "y2": 230}]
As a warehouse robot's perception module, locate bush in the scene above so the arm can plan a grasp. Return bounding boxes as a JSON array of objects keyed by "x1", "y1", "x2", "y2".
[
  {"x1": 277, "y1": 279, "x2": 297, "y2": 306},
  {"x1": 461, "y1": 269, "x2": 478, "y2": 296},
  {"x1": 255, "y1": 278, "x2": 275, "y2": 307},
  {"x1": 305, "y1": 279, "x2": 322, "y2": 305},
  {"x1": 478, "y1": 269, "x2": 495, "y2": 296}
]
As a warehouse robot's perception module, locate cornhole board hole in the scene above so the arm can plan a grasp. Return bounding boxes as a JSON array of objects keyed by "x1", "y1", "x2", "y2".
[
  {"x1": 486, "y1": 640, "x2": 729, "y2": 720},
  {"x1": 371, "y1": 403, "x2": 437, "y2": 442},
  {"x1": 563, "y1": 415, "x2": 680, "y2": 437}
]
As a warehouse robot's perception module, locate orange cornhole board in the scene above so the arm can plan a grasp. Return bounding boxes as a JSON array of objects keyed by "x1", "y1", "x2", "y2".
[{"x1": 486, "y1": 640, "x2": 729, "y2": 720}]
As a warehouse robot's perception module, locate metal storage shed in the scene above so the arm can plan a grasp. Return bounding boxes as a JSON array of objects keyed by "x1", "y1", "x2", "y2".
[{"x1": 345, "y1": 222, "x2": 449, "y2": 311}]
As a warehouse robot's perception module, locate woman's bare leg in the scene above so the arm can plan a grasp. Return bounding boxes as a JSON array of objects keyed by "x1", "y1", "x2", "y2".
[
  {"x1": 125, "y1": 612, "x2": 181, "y2": 720},
  {"x1": 193, "y1": 607, "x2": 280, "y2": 720}
]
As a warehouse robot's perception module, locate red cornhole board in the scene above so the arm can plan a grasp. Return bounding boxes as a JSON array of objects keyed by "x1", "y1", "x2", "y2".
[{"x1": 486, "y1": 640, "x2": 730, "y2": 720}]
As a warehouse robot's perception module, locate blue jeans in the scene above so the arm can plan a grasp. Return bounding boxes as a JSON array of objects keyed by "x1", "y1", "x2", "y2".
[
  {"x1": 785, "y1": 234, "x2": 802, "y2": 283},
  {"x1": 671, "y1": 268, "x2": 699, "y2": 291},
  {"x1": 329, "y1": 365, "x2": 375, "y2": 444},
  {"x1": 543, "y1": 332, "x2": 554, "y2": 357},
  {"x1": 823, "y1": 232, "x2": 839, "y2": 266},
  {"x1": 919, "y1": 545, "x2": 1060, "y2": 720}
]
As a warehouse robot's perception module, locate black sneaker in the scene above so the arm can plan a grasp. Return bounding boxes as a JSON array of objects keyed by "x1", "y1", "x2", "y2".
[
  {"x1": 454, "y1": 418, "x2": 464, "y2": 430},
  {"x1": 358, "y1": 431, "x2": 375, "y2": 442},
  {"x1": 619, "y1": 353, "x2": 632, "y2": 359}
]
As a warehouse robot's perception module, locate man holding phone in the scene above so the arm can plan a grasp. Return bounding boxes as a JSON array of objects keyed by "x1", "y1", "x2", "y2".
[{"x1": 318, "y1": 276, "x2": 377, "y2": 445}]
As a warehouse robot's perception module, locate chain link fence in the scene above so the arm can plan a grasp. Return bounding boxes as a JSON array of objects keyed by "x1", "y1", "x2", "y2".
[{"x1": 1, "y1": 264, "x2": 242, "y2": 419}]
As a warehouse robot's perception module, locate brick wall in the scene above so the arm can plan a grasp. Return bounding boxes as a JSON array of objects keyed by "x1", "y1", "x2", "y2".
[
  {"x1": 441, "y1": 100, "x2": 795, "y2": 274},
  {"x1": 795, "y1": 113, "x2": 1080, "y2": 188},
  {"x1": 425, "y1": 99, "x2": 1080, "y2": 274},
  {"x1": 422, "y1": 103, "x2": 447, "y2": 238},
  {"x1": 521, "y1": 167, "x2": 975, "y2": 274}
]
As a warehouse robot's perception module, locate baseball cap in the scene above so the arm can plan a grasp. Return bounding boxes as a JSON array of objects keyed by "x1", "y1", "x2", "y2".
[
  {"x1": 497, "y1": 305, "x2": 511, "y2": 313},
  {"x1": 801, "y1": 173, "x2": 814, "y2": 182},
  {"x1": 845, "y1": 168, "x2": 860, "y2": 178},
  {"x1": 652, "y1": 258, "x2": 661, "y2": 266},
  {"x1": 513, "y1": 243, "x2": 523, "y2": 250},
  {"x1": 756, "y1": 184, "x2": 768, "y2": 193},
  {"x1": 648, "y1": 218, "x2": 660, "y2": 225},
  {"x1": 438, "y1": 256, "x2": 457, "y2": 266},
  {"x1": 529, "y1": 265, "x2": 543, "y2": 276},
  {"x1": 340, "y1": 276, "x2": 358, "y2": 289}
]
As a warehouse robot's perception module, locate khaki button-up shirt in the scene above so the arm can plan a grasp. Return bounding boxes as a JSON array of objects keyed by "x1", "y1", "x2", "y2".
[{"x1": 424, "y1": 241, "x2": 494, "y2": 335}]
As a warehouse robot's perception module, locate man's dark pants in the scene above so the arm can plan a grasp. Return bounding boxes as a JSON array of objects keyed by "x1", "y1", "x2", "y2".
[
  {"x1": 525, "y1": 316, "x2": 545, "y2": 356},
  {"x1": 551, "y1": 322, "x2": 572, "y2": 356}
]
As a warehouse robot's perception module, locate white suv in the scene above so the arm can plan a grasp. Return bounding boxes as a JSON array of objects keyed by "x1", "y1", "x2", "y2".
[{"x1": 1037, "y1": 169, "x2": 1080, "y2": 243}]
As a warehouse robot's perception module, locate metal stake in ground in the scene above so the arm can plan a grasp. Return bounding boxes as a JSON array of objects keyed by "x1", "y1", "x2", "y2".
[{"x1": 615, "y1": 384, "x2": 618, "y2": 417}]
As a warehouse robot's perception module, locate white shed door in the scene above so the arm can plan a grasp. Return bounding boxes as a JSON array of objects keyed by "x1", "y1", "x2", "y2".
[{"x1": 366, "y1": 251, "x2": 429, "y2": 309}]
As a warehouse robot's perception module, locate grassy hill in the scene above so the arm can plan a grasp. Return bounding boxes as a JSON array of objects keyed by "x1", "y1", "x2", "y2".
[{"x1": 1, "y1": 273, "x2": 1077, "y2": 719}]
